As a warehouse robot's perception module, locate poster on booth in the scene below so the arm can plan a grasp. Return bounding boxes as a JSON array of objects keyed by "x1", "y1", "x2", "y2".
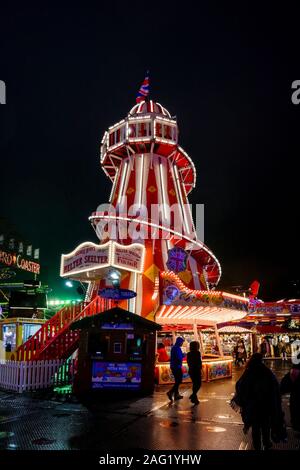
[
  {"x1": 91, "y1": 361, "x2": 142, "y2": 389},
  {"x1": 206, "y1": 361, "x2": 232, "y2": 381},
  {"x1": 157, "y1": 363, "x2": 190, "y2": 384}
]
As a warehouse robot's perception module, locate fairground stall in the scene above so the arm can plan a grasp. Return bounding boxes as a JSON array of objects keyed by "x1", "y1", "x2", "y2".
[
  {"x1": 154, "y1": 271, "x2": 249, "y2": 383},
  {"x1": 223, "y1": 298, "x2": 300, "y2": 358},
  {"x1": 0, "y1": 317, "x2": 47, "y2": 360},
  {"x1": 253, "y1": 325, "x2": 300, "y2": 358},
  {"x1": 217, "y1": 325, "x2": 253, "y2": 358}
]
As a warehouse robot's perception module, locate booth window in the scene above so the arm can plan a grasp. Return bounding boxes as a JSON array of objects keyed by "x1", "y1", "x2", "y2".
[
  {"x1": 113, "y1": 342, "x2": 122, "y2": 354},
  {"x1": 2, "y1": 324, "x2": 16, "y2": 351},
  {"x1": 88, "y1": 333, "x2": 109, "y2": 358},
  {"x1": 22, "y1": 323, "x2": 42, "y2": 343},
  {"x1": 126, "y1": 334, "x2": 146, "y2": 360}
]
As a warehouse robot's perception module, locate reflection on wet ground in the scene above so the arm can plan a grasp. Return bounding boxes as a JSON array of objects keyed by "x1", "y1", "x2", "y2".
[{"x1": 0, "y1": 360, "x2": 298, "y2": 450}]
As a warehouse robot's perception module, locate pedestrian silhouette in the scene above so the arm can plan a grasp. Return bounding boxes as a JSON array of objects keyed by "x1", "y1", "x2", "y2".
[
  {"x1": 280, "y1": 361, "x2": 300, "y2": 432},
  {"x1": 231, "y1": 353, "x2": 286, "y2": 450},
  {"x1": 187, "y1": 341, "x2": 202, "y2": 405},
  {"x1": 167, "y1": 337, "x2": 184, "y2": 402}
]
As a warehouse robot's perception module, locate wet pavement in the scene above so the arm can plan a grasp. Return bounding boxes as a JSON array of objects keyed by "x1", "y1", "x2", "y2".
[{"x1": 0, "y1": 360, "x2": 299, "y2": 451}]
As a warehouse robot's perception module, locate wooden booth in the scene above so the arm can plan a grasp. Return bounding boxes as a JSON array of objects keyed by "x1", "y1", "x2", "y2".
[{"x1": 71, "y1": 306, "x2": 161, "y2": 397}]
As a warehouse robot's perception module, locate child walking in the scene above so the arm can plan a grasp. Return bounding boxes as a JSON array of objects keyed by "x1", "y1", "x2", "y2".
[{"x1": 187, "y1": 341, "x2": 202, "y2": 405}]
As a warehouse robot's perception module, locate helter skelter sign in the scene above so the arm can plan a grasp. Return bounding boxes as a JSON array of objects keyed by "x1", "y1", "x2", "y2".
[{"x1": 60, "y1": 241, "x2": 145, "y2": 280}]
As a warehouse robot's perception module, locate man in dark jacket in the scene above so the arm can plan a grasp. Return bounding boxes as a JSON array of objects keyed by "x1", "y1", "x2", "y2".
[
  {"x1": 167, "y1": 337, "x2": 184, "y2": 402},
  {"x1": 280, "y1": 362, "x2": 300, "y2": 432},
  {"x1": 234, "y1": 353, "x2": 285, "y2": 450}
]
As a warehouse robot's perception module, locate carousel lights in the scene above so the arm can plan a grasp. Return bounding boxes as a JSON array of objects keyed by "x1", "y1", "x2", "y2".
[
  {"x1": 89, "y1": 214, "x2": 211, "y2": 252},
  {"x1": 109, "y1": 168, "x2": 119, "y2": 202},
  {"x1": 138, "y1": 154, "x2": 144, "y2": 207},
  {"x1": 161, "y1": 271, "x2": 248, "y2": 303},
  {"x1": 155, "y1": 116, "x2": 177, "y2": 125},
  {"x1": 108, "y1": 141, "x2": 125, "y2": 151},
  {"x1": 117, "y1": 161, "x2": 128, "y2": 204},
  {"x1": 152, "y1": 276, "x2": 160, "y2": 300},
  {"x1": 156, "y1": 102, "x2": 171, "y2": 117},
  {"x1": 128, "y1": 114, "x2": 151, "y2": 120},
  {"x1": 159, "y1": 163, "x2": 168, "y2": 220},
  {"x1": 173, "y1": 165, "x2": 189, "y2": 234},
  {"x1": 108, "y1": 118, "x2": 126, "y2": 131},
  {"x1": 128, "y1": 136, "x2": 152, "y2": 143},
  {"x1": 129, "y1": 100, "x2": 171, "y2": 118}
]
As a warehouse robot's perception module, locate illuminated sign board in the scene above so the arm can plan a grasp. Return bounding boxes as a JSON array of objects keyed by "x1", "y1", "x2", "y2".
[
  {"x1": 99, "y1": 288, "x2": 137, "y2": 300},
  {"x1": 112, "y1": 243, "x2": 144, "y2": 272},
  {"x1": 60, "y1": 242, "x2": 110, "y2": 276},
  {"x1": 0, "y1": 250, "x2": 40, "y2": 275},
  {"x1": 60, "y1": 241, "x2": 145, "y2": 279}
]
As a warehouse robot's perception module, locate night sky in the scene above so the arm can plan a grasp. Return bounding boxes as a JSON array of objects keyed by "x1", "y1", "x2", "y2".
[{"x1": 1, "y1": 4, "x2": 299, "y2": 300}]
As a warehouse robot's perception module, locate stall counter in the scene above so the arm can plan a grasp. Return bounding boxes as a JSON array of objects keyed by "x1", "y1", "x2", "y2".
[{"x1": 155, "y1": 355, "x2": 233, "y2": 384}]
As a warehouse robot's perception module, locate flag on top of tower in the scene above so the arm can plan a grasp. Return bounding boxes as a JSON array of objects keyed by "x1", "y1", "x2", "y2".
[{"x1": 136, "y1": 71, "x2": 150, "y2": 103}]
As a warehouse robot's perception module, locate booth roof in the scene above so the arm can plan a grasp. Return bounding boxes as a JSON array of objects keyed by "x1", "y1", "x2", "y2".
[
  {"x1": 70, "y1": 307, "x2": 162, "y2": 331},
  {"x1": 252, "y1": 325, "x2": 298, "y2": 334}
]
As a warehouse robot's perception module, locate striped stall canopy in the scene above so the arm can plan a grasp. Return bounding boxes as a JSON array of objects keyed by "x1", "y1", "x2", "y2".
[{"x1": 217, "y1": 325, "x2": 252, "y2": 334}]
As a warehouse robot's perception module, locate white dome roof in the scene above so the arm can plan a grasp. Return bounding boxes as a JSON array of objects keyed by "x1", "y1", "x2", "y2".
[{"x1": 128, "y1": 100, "x2": 171, "y2": 118}]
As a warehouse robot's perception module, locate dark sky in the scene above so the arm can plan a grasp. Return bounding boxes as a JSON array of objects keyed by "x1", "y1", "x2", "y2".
[{"x1": 0, "y1": 3, "x2": 299, "y2": 300}]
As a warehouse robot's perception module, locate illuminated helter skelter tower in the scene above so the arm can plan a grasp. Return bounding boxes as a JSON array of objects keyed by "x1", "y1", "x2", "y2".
[{"x1": 88, "y1": 99, "x2": 223, "y2": 319}]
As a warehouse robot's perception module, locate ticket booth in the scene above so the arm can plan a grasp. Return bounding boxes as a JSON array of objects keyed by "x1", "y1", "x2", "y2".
[
  {"x1": 71, "y1": 306, "x2": 161, "y2": 397},
  {"x1": 0, "y1": 317, "x2": 46, "y2": 360}
]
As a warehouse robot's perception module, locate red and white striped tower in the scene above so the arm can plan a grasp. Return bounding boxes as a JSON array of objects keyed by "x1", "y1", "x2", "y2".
[{"x1": 89, "y1": 100, "x2": 222, "y2": 320}]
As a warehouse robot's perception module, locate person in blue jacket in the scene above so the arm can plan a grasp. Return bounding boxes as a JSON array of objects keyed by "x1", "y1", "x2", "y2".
[{"x1": 167, "y1": 337, "x2": 185, "y2": 402}]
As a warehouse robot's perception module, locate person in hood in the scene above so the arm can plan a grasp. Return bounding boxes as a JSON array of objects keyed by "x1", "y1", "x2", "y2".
[
  {"x1": 232, "y1": 353, "x2": 286, "y2": 450},
  {"x1": 167, "y1": 337, "x2": 185, "y2": 402},
  {"x1": 280, "y1": 361, "x2": 300, "y2": 432}
]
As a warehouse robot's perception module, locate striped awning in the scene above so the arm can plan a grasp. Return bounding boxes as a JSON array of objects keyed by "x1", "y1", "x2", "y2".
[
  {"x1": 217, "y1": 325, "x2": 252, "y2": 334},
  {"x1": 156, "y1": 304, "x2": 247, "y2": 326}
]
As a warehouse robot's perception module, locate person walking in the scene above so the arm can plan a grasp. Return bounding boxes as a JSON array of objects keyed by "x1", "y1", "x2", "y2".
[
  {"x1": 280, "y1": 362, "x2": 300, "y2": 432},
  {"x1": 231, "y1": 353, "x2": 285, "y2": 450},
  {"x1": 281, "y1": 343, "x2": 287, "y2": 361},
  {"x1": 236, "y1": 340, "x2": 247, "y2": 366},
  {"x1": 187, "y1": 341, "x2": 202, "y2": 405},
  {"x1": 167, "y1": 337, "x2": 184, "y2": 402}
]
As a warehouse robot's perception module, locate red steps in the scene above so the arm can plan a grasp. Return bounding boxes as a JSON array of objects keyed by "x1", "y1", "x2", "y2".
[{"x1": 16, "y1": 296, "x2": 110, "y2": 361}]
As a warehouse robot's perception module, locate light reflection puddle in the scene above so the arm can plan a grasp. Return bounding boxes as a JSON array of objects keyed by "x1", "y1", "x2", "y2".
[
  {"x1": 205, "y1": 426, "x2": 226, "y2": 433},
  {"x1": 159, "y1": 420, "x2": 179, "y2": 428}
]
